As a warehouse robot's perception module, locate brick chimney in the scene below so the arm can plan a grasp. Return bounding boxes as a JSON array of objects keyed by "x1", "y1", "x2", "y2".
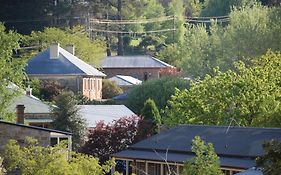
[
  {"x1": 65, "y1": 45, "x2": 75, "y2": 55},
  {"x1": 16, "y1": 105, "x2": 25, "y2": 124},
  {"x1": 26, "y1": 85, "x2": 32, "y2": 96},
  {"x1": 50, "y1": 43, "x2": 60, "y2": 59}
]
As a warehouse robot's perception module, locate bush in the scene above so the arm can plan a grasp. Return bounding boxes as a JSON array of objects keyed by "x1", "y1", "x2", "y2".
[
  {"x1": 126, "y1": 77, "x2": 190, "y2": 114},
  {"x1": 102, "y1": 79, "x2": 123, "y2": 99}
]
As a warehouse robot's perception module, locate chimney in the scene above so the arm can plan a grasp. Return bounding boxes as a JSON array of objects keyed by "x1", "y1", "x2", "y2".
[
  {"x1": 50, "y1": 43, "x2": 60, "y2": 59},
  {"x1": 26, "y1": 85, "x2": 32, "y2": 96},
  {"x1": 65, "y1": 45, "x2": 75, "y2": 55},
  {"x1": 16, "y1": 105, "x2": 25, "y2": 124}
]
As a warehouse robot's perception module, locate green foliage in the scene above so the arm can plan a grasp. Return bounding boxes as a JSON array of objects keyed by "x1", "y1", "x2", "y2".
[
  {"x1": 52, "y1": 91, "x2": 86, "y2": 150},
  {"x1": 201, "y1": 0, "x2": 257, "y2": 16},
  {"x1": 182, "y1": 136, "x2": 223, "y2": 175},
  {"x1": 24, "y1": 26, "x2": 106, "y2": 65},
  {"x1": 126, "y1": 77, "x2": 190, "y2": 114},
  {"x1": 102, "y1": 79, "x2": 123, "y2": 99},
  {"x1": 0, "y1": 156, "x2": 4, "y2": 175},
  {"x1": 181, "y1": 4, "x2": 281, "y2": 78},
  {"x1": 256, "y1": 139, "x2": 281, "y2": 175},
  {"x1": 141, "y1": 99, "x2": 161, "y2": 134},
  {"x1": 157, "y1": 44, "x2": 182, "y2": 66},
  {"x1": 164, "y1": 51, "x2": 281, "y2": 127},
  {"x1": 0, "y1": 24, "x2": 25, "y2": 120},
  {"x1": 2, "y1": 137, "x2": 119, "y2": 175}
]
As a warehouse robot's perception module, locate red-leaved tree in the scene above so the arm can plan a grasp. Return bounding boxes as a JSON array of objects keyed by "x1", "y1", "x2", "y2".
[{"x1": 80, "y1": 116, "x2": 153, "y2": 163}]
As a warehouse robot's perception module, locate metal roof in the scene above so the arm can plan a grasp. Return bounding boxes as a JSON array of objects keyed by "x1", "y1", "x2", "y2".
[
  {"x1": 112, "y1": 92, "x2": 129, "y2": 100},
  {"x1": 25, "y1": 47, "x2": 106, "y2": 77},
  {"x1": 9, "y1": 94, "x2": 52, "y2": 114},
  {"x1": 235, "y1": 168, "x2": 263, "y2": 175},
  {"x1": 112, "y1": 125, "x2": 281, "y2": 169},
  {"x1": 78, "y1": 105, "x2": 136, "y2": 127},
  {"x1": 109, "y1": 75, "x2": 142, "y2": 86},
  {"x1": 113, "y1": 149, "x2": 255, "y2": 169},
  {"x1": 101, "y1": 55, "x2": 173, "y2": 68},
  {"x1": 0, "y1": 120, "x2": 72, "y2": 135}
]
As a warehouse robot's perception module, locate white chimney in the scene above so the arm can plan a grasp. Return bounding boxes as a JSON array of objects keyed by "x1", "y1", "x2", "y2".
[
  {"x1": 26, "y1": 85, "x2": 32, "y2": 96},
  {"x1": 50, "y1": 43, "x2": 60, "y2": 59},
  {"x1": 65, "y1": 45, "x2": 75, "y2": 55}
]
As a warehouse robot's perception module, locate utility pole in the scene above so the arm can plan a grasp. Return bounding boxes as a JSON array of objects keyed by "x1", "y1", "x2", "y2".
[
  {"x1": 106, "y1": 0, "x2": 112, "y2": 56},
  {"x1": 117, "y1": 0, "x2": 124, "y2": 56}
]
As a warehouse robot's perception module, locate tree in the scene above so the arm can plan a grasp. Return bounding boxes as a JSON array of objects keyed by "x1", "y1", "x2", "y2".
[
  {"x1": 102, "y1": 79, "x2": 123, "y2": 99},
  {"x1": 0, "y1": 156, "x2": 4, "y2": 175},
  {"x1": 80, "y1": 116, "x2": 152, "y2": 163},
  {"x1": 182, "y1": 136, "x2": 223, "y2": 175},
  {"x1": 164, "y1": 51, "x2": 281, "y2": 127},
  {"x1": 39, "y1": 80, "x2": 66, "y2": 101},
  {"x1": 181, "y1": 3, "x2": 281, "y2": 78},
  {"x1": 141, "y1": 99, "x2": 161, "y2": 134},
  {"x1": 24, "y1": 26, "x2": 106, "y2": 65},
  {"x1": 2, "y1": 137, "x2": 119, "y2": 175},
  {"x1": 256, "y1": 139, "x2": 281, "y2": 175},
  {"x1": 0, "y1": 24, "x2": 25, "y2": 121},
  {"x1": 52, "y1": 91, "x2": 86, "y2": 150},
  {"x1": 126, "y1": 77, "x2": 190, "y2": 114}
]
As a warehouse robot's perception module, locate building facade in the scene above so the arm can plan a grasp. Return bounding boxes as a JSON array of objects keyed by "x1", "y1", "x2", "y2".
[
  {"x1": 25, "y1": 43, "x2": 106, "y2": 100},
  {"x1": 102, "y1": 55, "x2": 173, "y2": 81}
]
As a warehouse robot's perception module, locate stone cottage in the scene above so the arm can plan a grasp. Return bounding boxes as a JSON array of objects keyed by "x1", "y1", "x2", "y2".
[{"x1": 25, "y1": 43, "x2": 106, "y2": 100}]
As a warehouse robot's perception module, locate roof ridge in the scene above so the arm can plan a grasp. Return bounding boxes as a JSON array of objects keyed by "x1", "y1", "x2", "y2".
[
  {"x1": 59, "y1": 48, "x2": 105, "y2": 76},
  {"x1": 177, "y1": 124, "x2": 281, "y2": 130}
]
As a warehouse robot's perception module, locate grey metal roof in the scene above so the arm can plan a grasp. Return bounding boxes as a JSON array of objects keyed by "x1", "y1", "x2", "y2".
[
  {"x1": 78, "y1": 105, "x2": 136, "y2": 127},
  {"x1": 113, "y1": 149, "x2": 255, "y2": 169},
  {"x1": 112, "y1": 125, "x2": 281, "y2": 169},
  {"x1": 0, "y1": 120, "x2": 72, "y2": 135},
  {"x1": 9, "y1": 94, "x2": 52, "y2": 114},
  {"x1": 25, "y1": 47, "x2": 106, "y2": 76},
  {"x1": 235, "y1": 168, "x2": 263, "y2": 175},
  {"x1": 109, "y1": 75, "x2": 142, "y2": 86},
  {"x1": 112, "y1": 92, "x2": 129, "y2": 100},
  {"x1": 101, "y1": 55, "x2": 173, "y2": 68}
]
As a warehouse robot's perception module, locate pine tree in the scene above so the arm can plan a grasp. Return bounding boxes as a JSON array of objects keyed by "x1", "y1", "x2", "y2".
[
  {"x1": 141, "y1": 98, "x2": 161, "y2": 134},
  {"x1": 52, "y1": 91, "x2": 86, "y2": 150}
]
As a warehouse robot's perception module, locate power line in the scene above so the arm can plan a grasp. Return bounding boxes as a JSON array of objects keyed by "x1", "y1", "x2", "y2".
[
  {"x1": 185, "y1": 18, "x2": 229, "y2": 23},
  {"x1": 89, "y1": 16, "x2": 175, "y2": 25},
  {"x1": 89, "y1": 28, "x2": 176, "y2": 34}
]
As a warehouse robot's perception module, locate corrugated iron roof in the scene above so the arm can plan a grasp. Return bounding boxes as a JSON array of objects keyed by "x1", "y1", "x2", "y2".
[
  {"x1": 25, "y1": 47, "x2": 106, "y2": 77},
  {"x1": 78, "y1": 105, "x2": 136, "y2": 127},
  {"x1": 101, "y1": 55, "x2": 173, "y2": 68},
  {"x1": 109, "y1": 75, "x2": 142, "y2": 86},
  {"x1": 113, "y1": 125, "x2": 281, "y2": 169}
]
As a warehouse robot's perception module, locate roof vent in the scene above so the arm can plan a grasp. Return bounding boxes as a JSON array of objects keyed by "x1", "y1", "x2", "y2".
[
  {"x1": 65, "y1": 45, "x2": 75, "y2": 55},
  {"x1": 50, "y1": 43, "x2": 60, "y2": 59}
]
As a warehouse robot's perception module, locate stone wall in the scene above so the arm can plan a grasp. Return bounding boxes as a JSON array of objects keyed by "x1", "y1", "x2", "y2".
[
  {"x1": 0, "y1": 122, "x2": 51, "y2": 151},
  {"x1": 28, "y1": 74, "x2": 103, "y2": 100}
]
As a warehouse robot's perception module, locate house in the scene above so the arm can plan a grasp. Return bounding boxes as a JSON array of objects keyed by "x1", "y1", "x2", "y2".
[
  {"x1": 78, "y1": 105, "x2": 136, "y2": 128},
  {"x1": 111, "y1": 125, "x2": 281, "y2": 175},
  {"x1": 108, "y1": 75, "x2": 142, "y2": 92},
  {"x1": 8, "y1": 86, "x2": 53, "y2": 128},
  {"x1": 25, "y1": 43, "x2": 106, "y2": 100},
  {"x1": 101, "y1": 55, "x2": 173, "y2": 81},
  {"x1": 0, "y1": 105, "x2": 72, "y2": 151}
]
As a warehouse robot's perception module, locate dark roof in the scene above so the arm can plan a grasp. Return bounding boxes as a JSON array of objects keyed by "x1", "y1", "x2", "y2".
[
  {"x1": 25, "y1": 47, "x2": 106, "y2": 76},
  {"x1": 112, "y1": 92, "x2": 129, "y2": 100},
  {"x1": 113, "y1": 125, "x2": 281, "y2": 169},
  {"x1": 0, "y1": 120, "x2": 72, "y2": 135},
  {"x1": 102, "y1": 55, "x2": 173, "y2": 68}
]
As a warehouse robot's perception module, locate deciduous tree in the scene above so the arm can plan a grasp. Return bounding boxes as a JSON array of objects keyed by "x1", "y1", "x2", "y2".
[
  {"x1": 0, "y1": 24, "x2": 25, "y2": 121},
  {"x1": 2, "y1": 137, "x2": 119, "y2": 175},
  {"x1": 183, "y1": 136, "x2": 223, "y2": 175},
  {"x1": 164, "y1": 51, "x2": 281, "y2": 128}
]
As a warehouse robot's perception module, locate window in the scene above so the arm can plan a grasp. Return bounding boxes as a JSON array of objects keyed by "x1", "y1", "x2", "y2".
[{"x1": 136, "y1": 162, "x2": 146, "y2": 175}]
